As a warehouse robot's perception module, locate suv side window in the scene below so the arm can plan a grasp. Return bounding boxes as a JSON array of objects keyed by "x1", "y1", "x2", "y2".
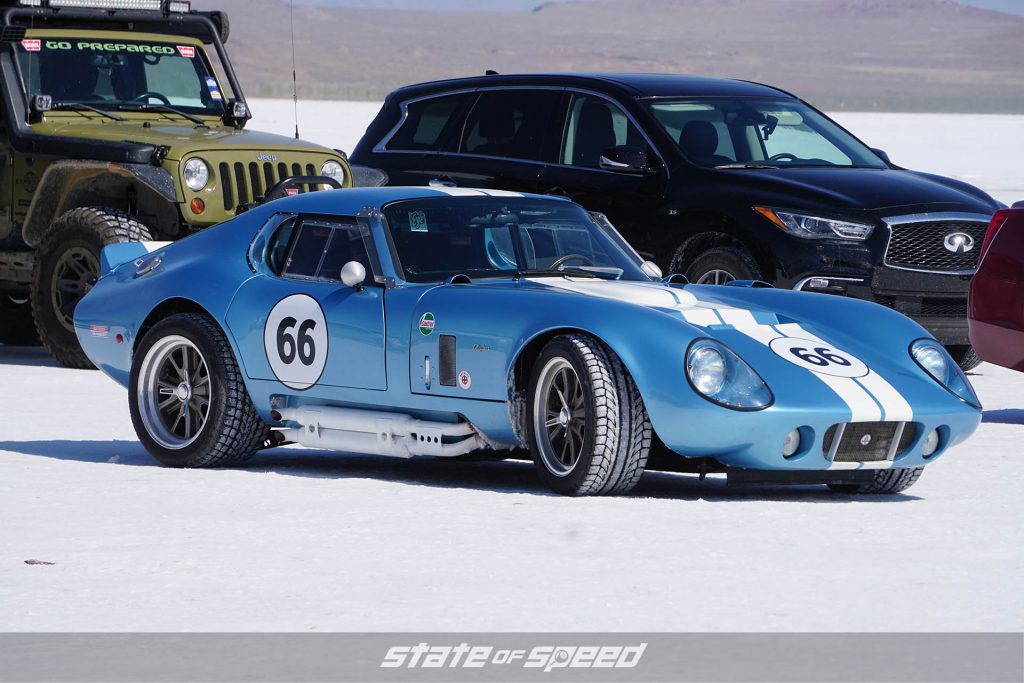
[
  {"x1": 268, "y1": 216, "x2": 373, "y2": 281},
  {"x1": 460, "y1": 89, "x2": 562, "y2": 161},
  {"x1": 385, "y1": 92, "x2": 473, "y2": 152},
  {"x1": 561, "y1": 94, "x2": 649, "y2": 168}
]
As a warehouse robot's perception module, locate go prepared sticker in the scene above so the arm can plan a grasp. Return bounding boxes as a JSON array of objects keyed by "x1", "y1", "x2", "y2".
[{"x1": 418, "y1": 312, "x2": 436, "y2": 336}]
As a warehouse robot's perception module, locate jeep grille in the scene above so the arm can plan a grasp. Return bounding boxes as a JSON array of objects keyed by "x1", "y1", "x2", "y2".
[
  {"x1": 883, "y1": 218, "x2": 988, "y2": 274},
  {"x1": 217, "y1": 161, "x2": 318, "y2": 212}
]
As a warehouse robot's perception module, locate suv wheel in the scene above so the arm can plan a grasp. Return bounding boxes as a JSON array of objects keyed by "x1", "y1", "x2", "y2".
[
  {"x1": 947, "y1": 345, "x2": 982, "y2": 372},
  {"x1": 683, "y1": 245, "x2": 761, "y2": 285},
  {"x1": 32, "y1": 207, "x2": 152, "y2": 369},
  {"x1": 0, "y1": 293, "x2": 39, "y2": 347}
]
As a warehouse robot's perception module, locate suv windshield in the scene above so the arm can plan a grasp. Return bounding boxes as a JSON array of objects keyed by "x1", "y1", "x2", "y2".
[
  {"x1": 15, "y1": 37, "x2": 224, "y2": 116},
  {"x1": 382, "y1": 198, "x2": 649, "y2": 283},
  {"x1": 646, "y1": 98, "x2": 886, "y2": 169}
]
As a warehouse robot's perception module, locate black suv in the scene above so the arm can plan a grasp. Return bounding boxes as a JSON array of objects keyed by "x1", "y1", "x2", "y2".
[{"x1": 351, "y1": 73, "x2": 1002, "y2": 368}]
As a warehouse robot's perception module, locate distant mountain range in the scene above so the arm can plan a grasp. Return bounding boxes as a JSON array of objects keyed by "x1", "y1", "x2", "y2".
[{"x1": 203, "y1": 0, "x2": 1024, "y2": 112}]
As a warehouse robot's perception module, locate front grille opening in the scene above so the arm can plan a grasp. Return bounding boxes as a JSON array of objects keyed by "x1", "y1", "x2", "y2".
[
  {"x1": 824, "y1": 422, "x2": 918, "y2": 463},
  {"x1": 886, "y1": 221, "x2": 988, "y2": 273},
  {"x1": 921, "y1": 298, "x2": 968, "y2": 318}
]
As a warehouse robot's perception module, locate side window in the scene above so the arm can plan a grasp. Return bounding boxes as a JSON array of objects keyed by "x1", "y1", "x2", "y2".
[
  {"x1": 385, "y1": 92, "x2": 472, "y2": 152},
  {"x1": 268, "y1": 216, "x2": 372, "y2": 281},
  {"x1": 561, "y1": 94, "x2": 648, "y2": 168},
  {"x1": 460, "y1": 90, "x2": 562, "y2": 161}
]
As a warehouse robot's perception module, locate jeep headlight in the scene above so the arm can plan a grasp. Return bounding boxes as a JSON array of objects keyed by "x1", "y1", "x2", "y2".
[
  {"x1": 754, "y1": 206, "x2": 874, "y2": 240},
  {"x1": 183, "y1": 158, "x2": 210, "y2": 192},
  {"x1": 910, "y1": 339, "x2": 981, "y2": 408},
  {"x1": 321, "y1": 160, "x2": 345, "y2": 186},
  {"x1": 686, "y1": 339, "x2": 773, "y2": 410}
]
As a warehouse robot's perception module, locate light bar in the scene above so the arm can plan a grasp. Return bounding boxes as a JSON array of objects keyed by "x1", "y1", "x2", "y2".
[{"x1": 19, "y1": 0, "x2": 191, "y2": 11}]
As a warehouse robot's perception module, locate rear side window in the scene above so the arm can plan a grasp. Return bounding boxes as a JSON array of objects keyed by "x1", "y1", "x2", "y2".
[
  {"x1": 268, "y1": 216, "x2": 374, "y2": 281},
  {"x1": 460, "y1": 90, "x2": 562, "y2": 161},
  {"x1": 385, "y1": 93, "x2": 472, "y2": 152}
]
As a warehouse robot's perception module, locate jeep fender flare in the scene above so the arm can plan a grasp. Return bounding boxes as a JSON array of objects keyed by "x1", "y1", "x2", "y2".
[{"x1": 22, "y1": 161, "x2": 180, "y2": 248}]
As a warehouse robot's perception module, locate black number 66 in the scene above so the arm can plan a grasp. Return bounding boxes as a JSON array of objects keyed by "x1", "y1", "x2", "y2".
[
  {"x1": 276, "y1": 316, "x2": 317, "y2": 366},
  {"x1": 790, "y1": 346, "x2": 852, "y2": 367}
]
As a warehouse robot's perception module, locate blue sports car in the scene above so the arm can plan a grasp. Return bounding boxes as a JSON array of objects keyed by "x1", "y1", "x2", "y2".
[{"x1": 75, "y1": 187, "x2": 981, "y2": 496}]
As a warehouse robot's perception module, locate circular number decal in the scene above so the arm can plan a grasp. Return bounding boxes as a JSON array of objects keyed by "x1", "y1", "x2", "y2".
[
  {"x1": 264, "y1": 294, "x2": 328, "y2": 390},
  {"x1": 768, "y1": 337, "x2": 869, "y2": 378}
]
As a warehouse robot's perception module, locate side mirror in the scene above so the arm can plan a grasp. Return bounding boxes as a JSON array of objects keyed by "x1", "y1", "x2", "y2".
[
  {"x1": 599, "y1": 146, "x2": 653, "y2": 174},
  {"x1": 341, "y1": 261, "x2": 366, "y2": 289},
  {"x1": 871, "y1": 148, "x2": 891, "y2": 165},
  {"x1": 640, "y1": 260, "x2": 663, "y2": 279}
]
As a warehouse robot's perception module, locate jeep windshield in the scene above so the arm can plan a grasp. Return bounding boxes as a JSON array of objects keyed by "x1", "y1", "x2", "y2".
[
  {"x1": 646, "y1": 98, "x2": 887, "y2": 170},
  {"x1": 382, "y1": 197, "x2": 649, "y2": 284},
  {"x1": 15, "y1": 37, "x2": 225, "y2": 118}
]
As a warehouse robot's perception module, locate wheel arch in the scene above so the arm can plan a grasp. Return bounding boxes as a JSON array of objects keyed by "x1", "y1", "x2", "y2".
[
  {"x1": 669, "y1": 209, "x2": 777, "y2": 280},
  {"x1": 134, "y1": 297, "x2": 218, "y2": 354}
]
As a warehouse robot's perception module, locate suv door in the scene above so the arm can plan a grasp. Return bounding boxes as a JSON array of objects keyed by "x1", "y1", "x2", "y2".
[
  {"x1": 537, "y1": 92, "x2": 668, "y2": 240},
  {"x1": 409, "y1": 88, "x2": 566, "y2": 193}
]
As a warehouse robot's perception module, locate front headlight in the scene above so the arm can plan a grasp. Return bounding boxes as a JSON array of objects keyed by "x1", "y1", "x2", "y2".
[
  {"x1": 686, "y1": 339, "x2": 773, "y2": 410},
  {"x1": 183, "y1": 158, "x2": 210, "y2": 191},
  {"x1": 321, "y1": 160, "x2": 346, "y2": 186},
  {"x1": 754, "y1": 206, "x2": 874, "y2": 240},
  {"x1": 910, "y1": 339, "x2": 981, "y2": 408}
]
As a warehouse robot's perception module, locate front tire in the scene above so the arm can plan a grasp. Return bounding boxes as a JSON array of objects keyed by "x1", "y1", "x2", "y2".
[
  {"x1": 32, "y1": 207, "x2": 152, "y2": 368},
  {"x1": 947, "y1": 345, "x2": 982, "y2": 372},
  {"x1": 828, "y1": 467, "x2": 923, "y2": 495},
  {"x1": 527, "y1": 334, "x2": 652, "y2": 496},
  {"x1": 130, "y1": 313, "x2": 268, "y2": 468},
  {"x1": 682, "y1": 245, "x2": 761, "y2": 285}
]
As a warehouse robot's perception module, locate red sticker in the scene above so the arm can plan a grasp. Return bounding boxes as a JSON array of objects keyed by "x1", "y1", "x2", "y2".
[
  {"x1": 90, "y1": 325, "x2": 110, "y2": 338},
  {"x1": 285, "y1": 188, "x2": 299, "y2": 197},
  {"x1": 21, "y1": 39, "x2": 41, "y2": 52},
  {"x1": 176, "y1": 45, "x2": 195, "y2": 58}
]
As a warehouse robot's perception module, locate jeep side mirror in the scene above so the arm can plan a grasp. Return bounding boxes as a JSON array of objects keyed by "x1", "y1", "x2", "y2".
[
  {"x1": 871, "y1": 148, "x2": 891, "y2": 165},
  {"x1": 599, "y1": 146, "x2": 653, "y2": 174},
  {"x1": 341, "y1": 261, "x2": 366, "y2": 290}
]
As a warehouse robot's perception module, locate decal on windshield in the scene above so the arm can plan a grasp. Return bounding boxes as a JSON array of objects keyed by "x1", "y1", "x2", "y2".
[
  {"x1": 20, "y1": 39, "x2": 40, "y2": 52},
  {"x1": 418, "y1": 312, "x2": 436, "y2": 336},
  {"x1": 177, "y1": 45, "x2": 196, "y2": 58},
  {"x1": 42, "y1": 41, "x2": 178, "y2": 55},
  {"x1": 205, "y1": 77, "x2": 223, "y2": 100},
  {"x1": 409, "y1": 210, "x2": 429, "y2": 233}
]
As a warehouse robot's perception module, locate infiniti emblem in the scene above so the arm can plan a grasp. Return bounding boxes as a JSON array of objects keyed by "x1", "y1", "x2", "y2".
[{"x1": 943, "y1": 232, "x2": 975, "y2": 254}]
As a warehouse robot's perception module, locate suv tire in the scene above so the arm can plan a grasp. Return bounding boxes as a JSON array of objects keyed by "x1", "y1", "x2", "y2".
[
  {"x1": 0, "y1": 294, "x2": 39, "y2": 347},
  {"x1": 683, "y1": 245, "x2": 761, "y2": 285},
  {"x1": 947, "y1": 345, "x2": 982, "y2": 372},
  {"x1": 32, "y1": 207, "x2": 152, "y2": 369}
]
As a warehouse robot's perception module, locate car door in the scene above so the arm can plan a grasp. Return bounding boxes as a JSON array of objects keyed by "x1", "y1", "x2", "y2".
[
  {"x1": 227, "y1": 213, "x2": 387, "y2": 391},
  {"x1": 412, "y1": 88, "x2": 567, "y2": 194},
  {"x1": 537, "y1": 92, "x2": 669, "y2": 239}
]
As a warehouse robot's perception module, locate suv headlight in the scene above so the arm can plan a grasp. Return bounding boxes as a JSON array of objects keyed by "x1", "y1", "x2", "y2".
[
  {"x1": 686, "y1": 339, "x2": 773, "y2": 410},
  {"x1": 183, "y1": 158, "x2": 210, "y2": 191},
  {"x1": 321, "y1": 160, "x2": 346, "y2": 186},
  {"x1": 910, "y1": 339, "x2": 981, "y2": 408},
  {"x1": 754, "y1": 206, "x2": 874, "y2": 240}
]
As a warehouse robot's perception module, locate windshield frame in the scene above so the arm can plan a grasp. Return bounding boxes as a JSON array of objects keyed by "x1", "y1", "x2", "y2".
[
  {"x1": 12, "y1": 34, "x2": 228, "y2": 118},
  {"x1": 643, "y1": 95, "x2": 888, "y2": 170},
  {"x1": 378, "y1": 197, "x2": 652, "y2": 285}
]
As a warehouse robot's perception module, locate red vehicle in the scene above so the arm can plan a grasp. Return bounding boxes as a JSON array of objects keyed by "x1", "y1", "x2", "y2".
[{"x1": 969, "y1": 206, "x2": 1024, "y2": 372}]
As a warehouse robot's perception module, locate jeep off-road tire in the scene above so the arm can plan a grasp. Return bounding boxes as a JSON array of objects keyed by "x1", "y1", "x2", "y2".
[
  {"x1": 130, "y1": 313, "x2": 269, "y2": 468},
  {"x1": 0, "y1": 294, "x2": 39, "y2": 346},
  {"x1": 828, "y1": 467, "x2": 924, "y2": 495},
  {"x1": 682, "y1": 245, "x2": 761, "y2": 285},
  {"x1": 527, "y1": 334, "x2": 652, "y2": 496},
  {"x1": 32, "y1": 208, "x2": 152, "y2": 369},
  {"x1": 947, "y1": 345, "x2": 982, "y2": 372}
]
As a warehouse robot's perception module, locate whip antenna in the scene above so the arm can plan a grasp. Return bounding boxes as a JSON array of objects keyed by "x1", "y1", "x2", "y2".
[{"x1": 289, "y1": 0, "x2": 300, "y2": 139}]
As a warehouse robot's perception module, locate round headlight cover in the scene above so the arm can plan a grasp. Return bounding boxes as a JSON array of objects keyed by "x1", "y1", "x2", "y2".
[
  {"x1": 910, "y1": 339, "x2": 980, "y2": 408},
  {"x1": 321, "y1": 160, "x2": 346, "y2": 186},
  {"x1": 183, "y1": 158, "x2": 210, "y2": 191},
  {"x1": 686, "y1": 339, "x2": 773, "y2": 410}
]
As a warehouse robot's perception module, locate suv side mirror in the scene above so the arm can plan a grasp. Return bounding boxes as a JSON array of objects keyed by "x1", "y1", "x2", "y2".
[
  {"x1": 599, "y1": 146, "x2": 653, "y2": 174},
  {"x1": 341, "y1": 261, "x2": 367, "y2": 290},
  {"x1": 871, "y1": 148, "x2": 891, "y2": 165}
]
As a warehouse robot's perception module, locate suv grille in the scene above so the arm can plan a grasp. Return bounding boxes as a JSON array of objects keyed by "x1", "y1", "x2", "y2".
[
  {"x1": 884, "y1": 220, "x2": 987, "y2": 273},
  {"x1": 824, "y1": 422, "x2": 917, "y2": 463},
  {"x1": 217, "y1": 161, "x2": 318, "y2": 213}
]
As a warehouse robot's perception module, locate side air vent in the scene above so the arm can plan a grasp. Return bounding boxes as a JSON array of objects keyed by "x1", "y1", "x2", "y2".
[{"x1": 439, "y1": 335, "x2": 457, "y2": 387}]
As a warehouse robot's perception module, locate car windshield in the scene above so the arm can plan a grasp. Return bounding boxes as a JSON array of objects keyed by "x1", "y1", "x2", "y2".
[
  {"x1": 646, "y1": 98, "x2": 886, "y2": 169},
  {"x1": 382, "y1": 197, "x2": 649, "y2": 283},
  {"x1": 15, "y1": 37, "x2": 225, "y2": 117}
]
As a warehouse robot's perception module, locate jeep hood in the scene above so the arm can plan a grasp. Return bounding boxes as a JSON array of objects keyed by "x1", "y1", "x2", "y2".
[
  {"x1": 35, "y1": 117, "x2": 335, "y2": 160},
  {"x1": 721, "y1": 166, "x2": 998, "y2": 214}
]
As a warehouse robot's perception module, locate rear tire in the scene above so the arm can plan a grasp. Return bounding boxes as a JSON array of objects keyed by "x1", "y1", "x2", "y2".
[
  {"x1": 527, "y1": 334, "x2": 651, "y2": 496},
  {"x1": 0, "y1": 294, "x2": 39, "y2": 346},
  {"x1": 947, "y1": 345, "x2": 982, "y2": 372},
  {"x1": 683, "y1": 245, "x2": 761, "y2": 285},
  {"x1": 129, "y1": 313, "x2": 268, "y2": 468},
  {"x1": 828, "y1": 467, "x2": 923, "y2": 495},
  {"x1": 32, "y1": 207, "x2": 152, "y2": 369}
]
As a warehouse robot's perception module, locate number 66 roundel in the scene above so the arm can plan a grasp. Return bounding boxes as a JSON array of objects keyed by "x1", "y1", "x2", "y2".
[
  {"x1": 768, "y1": 336, "x2": 869, "y2": 378},
  {"x1": 264, "y1": 294, "x2": 329, "y2": 390}
]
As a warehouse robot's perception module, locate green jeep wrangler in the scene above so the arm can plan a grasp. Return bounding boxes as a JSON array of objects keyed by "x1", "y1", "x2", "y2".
[{"x1": 0, "y1": 0, "x2": 353, "y2": 367}]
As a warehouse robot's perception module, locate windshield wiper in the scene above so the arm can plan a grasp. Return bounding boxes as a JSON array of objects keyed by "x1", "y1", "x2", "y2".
[
  {"x1": 116, "y1": 103, "x2": 205, "y2": 126},
  {"x1": 715, "y1": 163, "x2": 779, "y2": 170},
  {"x1": 513, "y1": 268, "x2": 600, "y2": 280},
  {"x1": 51, "y1": 102, "x2": 124, "y2": 121}
]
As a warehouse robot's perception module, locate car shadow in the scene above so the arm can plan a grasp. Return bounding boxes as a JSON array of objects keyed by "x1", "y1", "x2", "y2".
[
  {"x1": 982, "y1": 408, "x2": 1024, "y2": 425},
  {"x1": 0, "y1": 439, "x2": 920, "y2": 503},
  {"x1": 0, "y1": 345, "x2": 61, "y2": 368}
]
